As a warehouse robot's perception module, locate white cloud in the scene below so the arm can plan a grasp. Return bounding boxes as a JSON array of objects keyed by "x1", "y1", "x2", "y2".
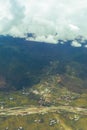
[
  {"x1": 71, "y1": 41, "x2": 82, "y2": 47},
  {"x1": 0, "y1": 0, "x2": 87, "y2": 45},
  {"x1": 84, "y1": 45, "x2": 87, "y2": 48},
  {"x1": 27, "y1": 34, "x2": 58, "y2": 44},
  {"x1": 69, "y1": 24, "x2": 80, "y2": 32}
]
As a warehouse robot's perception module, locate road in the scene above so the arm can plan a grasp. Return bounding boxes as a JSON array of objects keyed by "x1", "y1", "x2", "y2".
[{"x1": 0, "y1": 105, "x2": 87, "y2": 116}]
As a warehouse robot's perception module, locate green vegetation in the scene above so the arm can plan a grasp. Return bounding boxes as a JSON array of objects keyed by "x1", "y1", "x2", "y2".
[{"x1": 0, "y1": 36, "x2": 87, "y2": 129}]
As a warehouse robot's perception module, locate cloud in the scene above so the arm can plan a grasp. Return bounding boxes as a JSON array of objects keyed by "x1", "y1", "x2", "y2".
[
  {"x1": 69, "y1": 24, "x2": 80, "y2": 32},
  {"x1": 84, "y1": 45, "x2": 87, "y2": 48},
  {"x1": 0, "y1": 0, "x2": 87, "y2": 45},
  {"x1": 26, "y1": 34, "x2": 59, "y2": 44},
  {"x1": 71, "y1": 41, "x2": 82, "y2": 47}
]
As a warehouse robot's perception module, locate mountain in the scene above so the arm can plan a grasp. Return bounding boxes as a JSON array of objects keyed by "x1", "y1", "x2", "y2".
[
  {"x1": 0, "y1": 36, "x2": 87, "y2": 130},
  {"x1": 0, "y1": 36, "x2": 87, "y2": 92}
]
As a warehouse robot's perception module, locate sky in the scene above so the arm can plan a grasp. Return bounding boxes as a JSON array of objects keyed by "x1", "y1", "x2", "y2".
[{"x1": 0, "y1": 0, "x2": 87, "y2": 47}]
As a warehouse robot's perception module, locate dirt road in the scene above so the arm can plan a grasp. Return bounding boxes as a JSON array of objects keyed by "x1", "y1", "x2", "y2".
[{"x1": 0, "y1": 105, "x2": 87, "y2": 116}]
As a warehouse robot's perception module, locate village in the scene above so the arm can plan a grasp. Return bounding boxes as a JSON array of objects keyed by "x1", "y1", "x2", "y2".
[{"x1": 0, "y1": 75, "x2": 87, "y2": 130}]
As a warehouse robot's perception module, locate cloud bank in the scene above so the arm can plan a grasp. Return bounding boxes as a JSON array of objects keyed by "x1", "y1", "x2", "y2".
[{"x1": 0, "y1": 0, "x2": 87, "y2": 47}]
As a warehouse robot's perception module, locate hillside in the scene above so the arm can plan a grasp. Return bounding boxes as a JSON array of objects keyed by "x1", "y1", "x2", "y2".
[
  {"x1": 0, "y1": 36, "x2": 87, "y2": 130},
  {"x1": 0, "y1": 36, "x2": 87, "y2": 92}
]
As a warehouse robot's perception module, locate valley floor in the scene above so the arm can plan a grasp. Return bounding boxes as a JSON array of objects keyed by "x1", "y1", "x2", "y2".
[{"x1": 0, "y1": 105, "x2": 87, "y2": 130}]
